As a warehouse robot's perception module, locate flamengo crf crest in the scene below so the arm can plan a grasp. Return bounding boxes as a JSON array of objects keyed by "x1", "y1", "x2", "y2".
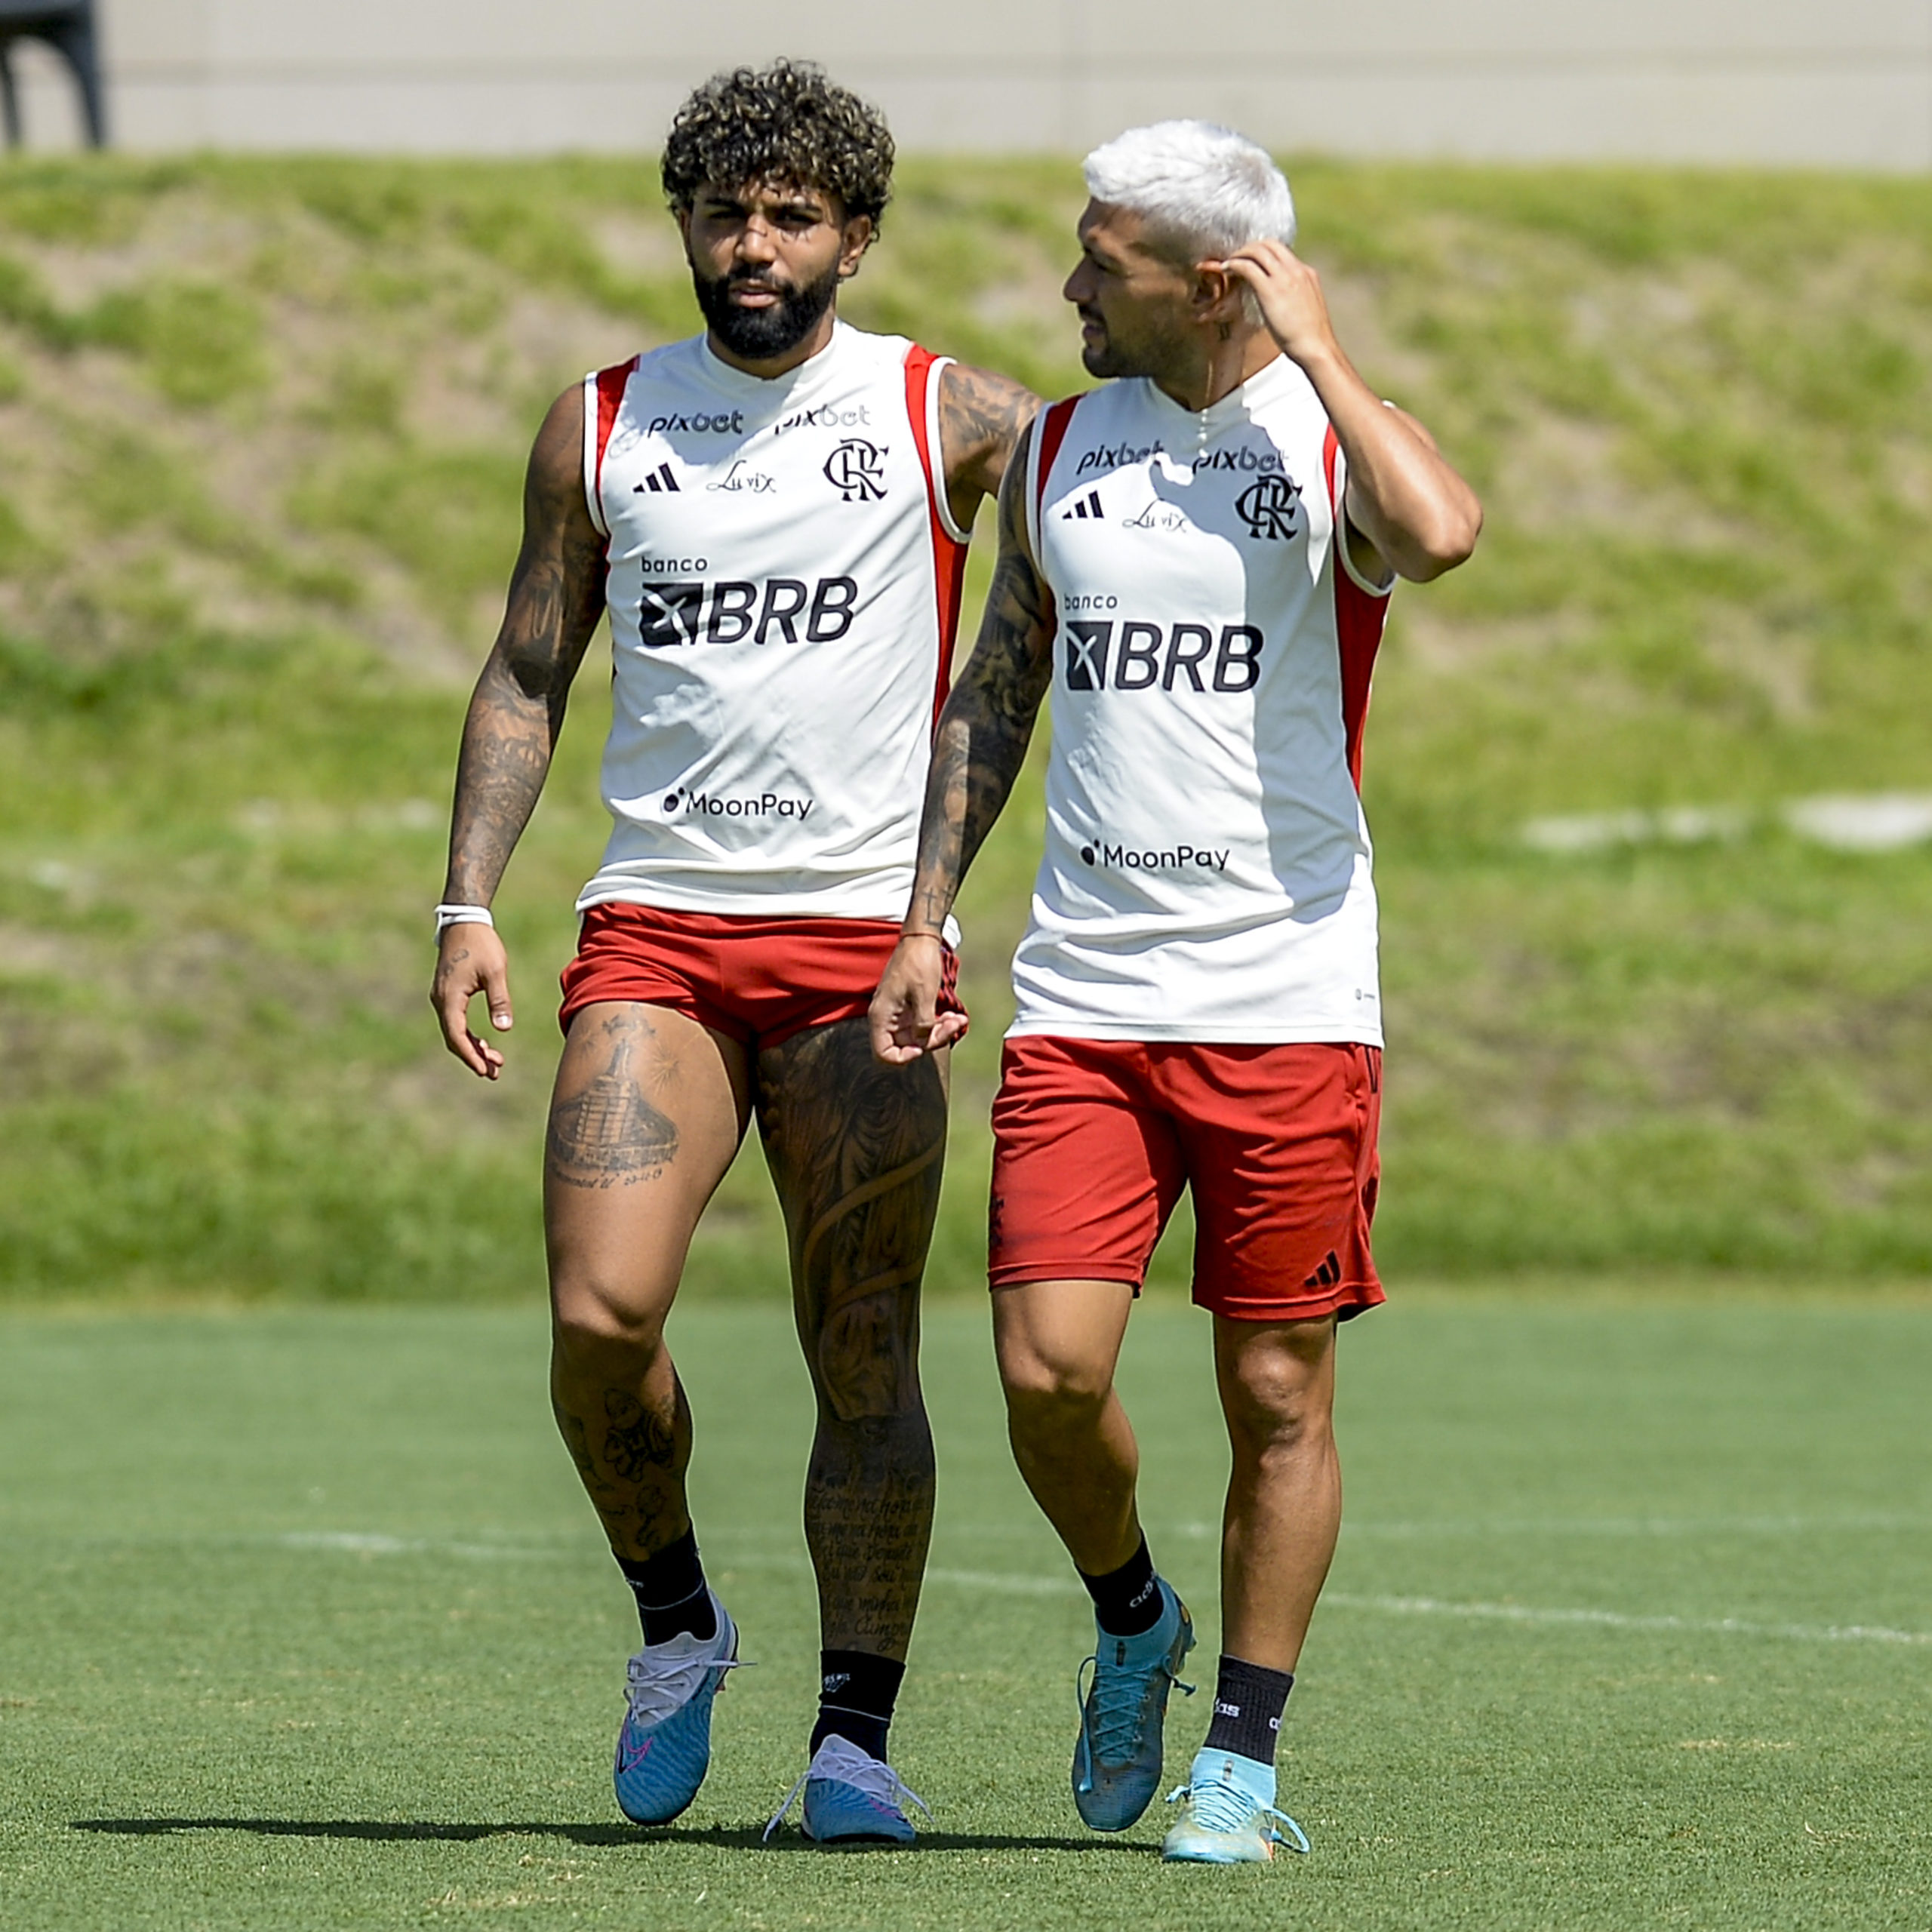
[
  {"x1": 1235, "y1": 472, "x2": 1305, "y2": 540},
  {"x1": 823, "y1": 438, "x2": 888, "y2": 501}
]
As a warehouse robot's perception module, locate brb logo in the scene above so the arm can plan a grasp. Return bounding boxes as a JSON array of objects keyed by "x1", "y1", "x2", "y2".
[
  {"x1": 1063, "y1": 620, "x2": 1265, "y2": 693},
  {"x1": 1235, "y1": 474, "x2": 1306, "y2": 541},
  {"x1": 639, "y1": 576, "x2": 859, "y2": 648},
  {"x1": 823, "y1": 439, "x2": 888, "y2": 501}
]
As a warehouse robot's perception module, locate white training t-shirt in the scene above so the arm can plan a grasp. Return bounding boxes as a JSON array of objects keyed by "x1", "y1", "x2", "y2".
[
  {"x1": 1012, "y1": 354, "x2": 1393, "y2": 1043},
  {"x1": 577, "y1": 323, "x2": 968, "y2": 919}
]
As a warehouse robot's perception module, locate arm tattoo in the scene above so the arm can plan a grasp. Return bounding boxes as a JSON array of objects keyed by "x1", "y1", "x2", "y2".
[
  {"x1": 906, "y1": 432, "x2": 1055, "y2": 936},
  {"x1": 935, "y1": 361, "x2": 1040, "y2": 526},
  {"x1": 441, "y1": 386, "x2": 608, "y2": 906}
]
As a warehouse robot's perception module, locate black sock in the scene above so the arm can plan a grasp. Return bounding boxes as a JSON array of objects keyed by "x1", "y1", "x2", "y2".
[
  {"x1": 1078, "y1": 1534, "x2": 1164, "y2": 1638},
  {"x1": 614, "y1": 1529, "x2": 717, "y2": 1645},
  {"x1": 1201, "y1": 1654, "x2": 1294, "y2": 1765},
  {"x1": 810, "y1": 1649, "x2": 906, "y2": 1763}
]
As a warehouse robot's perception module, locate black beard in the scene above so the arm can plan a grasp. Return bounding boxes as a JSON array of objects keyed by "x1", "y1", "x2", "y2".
[{"x1": 692, "y1": 261, "x2": 840, "y2": 361}]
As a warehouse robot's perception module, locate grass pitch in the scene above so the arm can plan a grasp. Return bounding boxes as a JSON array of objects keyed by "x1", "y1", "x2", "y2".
[{"x1": 2, "y1": 1294, "x2": 1927, "y2": 1930}]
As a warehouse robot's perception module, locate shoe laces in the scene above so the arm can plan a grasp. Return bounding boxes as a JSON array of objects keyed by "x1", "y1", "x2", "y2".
[
  {"x1": 1165, "y1": 1773, "x2": 1311, "y2": 1855},
  {"x1": 762, "y1": 1735, "x2": 933, "y2": 1841},
  {"x1": 1076, "y1": 1644, "x2": 1194, "y2": 1764},
  {"x1": 622, "y1": 1636, "x2": 746, "y2": 1729}
]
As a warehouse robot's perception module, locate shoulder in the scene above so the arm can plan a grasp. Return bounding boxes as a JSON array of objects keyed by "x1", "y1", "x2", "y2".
[{"x1": 935, "y1": 360, "x2": 1042, "y2": 460}]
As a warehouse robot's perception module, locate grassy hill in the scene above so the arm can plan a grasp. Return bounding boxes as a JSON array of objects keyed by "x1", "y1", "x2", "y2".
[{"x1": 2, "y1": 154, "x2": 1929, "y2": 1300}]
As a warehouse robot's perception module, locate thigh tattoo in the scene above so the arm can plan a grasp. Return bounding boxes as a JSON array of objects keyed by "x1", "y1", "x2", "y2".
[
  {"x1": 760, "y1": 1023, "x2": 948, "y2": 1421},
  {"x1": 547, "y1": 1011, "x2": 680, "y2": 1189}
]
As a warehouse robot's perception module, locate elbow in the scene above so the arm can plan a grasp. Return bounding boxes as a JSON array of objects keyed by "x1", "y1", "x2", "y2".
[{"x1": 1398, "y1": 494, "x2": 1482, "y2": 583}]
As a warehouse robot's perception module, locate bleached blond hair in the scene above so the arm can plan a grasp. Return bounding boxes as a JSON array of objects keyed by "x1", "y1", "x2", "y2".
[{"x1": 1082, "y1": 119, "x2": 1297, "y2": 265}]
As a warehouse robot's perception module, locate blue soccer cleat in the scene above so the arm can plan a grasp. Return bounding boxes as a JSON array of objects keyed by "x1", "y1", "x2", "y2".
[
  {"x1": 763, "y1": 1735, "x2": 931, "y2": 1847},
  {"x1": 1070, "y1": 1577, "x2": 1195, "y2": 1832},
  {"x1": 1161, "y1": 1747, "x2": 1311, "y2": 1863},
  {"x1": 612, "y1": 1592, "x2": 741, "y2": 1826}
]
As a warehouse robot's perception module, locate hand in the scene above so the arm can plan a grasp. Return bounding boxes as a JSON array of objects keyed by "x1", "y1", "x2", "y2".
[
  {"x1": 431, "y1": 921, "x2": 514, "y2": 1079},
  {"x1": 1215, "y1": 239, "x2": 1340, "y2": 372},
  {"x1": 868, "y1": 934, "x2": 967, "y2": 1066}
]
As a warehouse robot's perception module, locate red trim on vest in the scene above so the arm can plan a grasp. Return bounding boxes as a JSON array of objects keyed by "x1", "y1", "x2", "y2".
[
  {"x1": 592, "y1": 358, "x2": 636, "y2": 529},
  {"x1": 1034, "y1": 396, "x2": 1080, "y2": 522},
  {"x1": 1324, "y1": 424, "x2": 1388, "y2": 790},
  {"x1": 903, "y1": 345, "x2": 971, "y2": 732}
]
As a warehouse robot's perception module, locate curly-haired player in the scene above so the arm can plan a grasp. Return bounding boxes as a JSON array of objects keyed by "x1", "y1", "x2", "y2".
[{"x1": 431, "y1": 60, "x2": 1036, "y2": 1844}]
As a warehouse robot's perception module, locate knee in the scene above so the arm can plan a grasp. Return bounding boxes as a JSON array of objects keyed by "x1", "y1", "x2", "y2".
[
  {"x1": 998, "y1": 1335, "x2": 1114, "y2": 1437},
  {"x1": 811, "y1": 1287, "x2": 921, "y2": 1423},
  {"x1": 550, "y1": 1272, "x2": 669, "y2": 1362},
  {"x1": 1222, "y1": 1356, "x2": 1332, "y2": 1465}
]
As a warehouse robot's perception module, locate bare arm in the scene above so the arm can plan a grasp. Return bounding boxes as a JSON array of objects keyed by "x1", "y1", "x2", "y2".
[
  {"x1": 430, "y1": 383, "x2": 608, "y2": 1078},
  {"x1": 870, "y1": 423, "x2": 1057, "y2": 1064},
  {"x1": 935, "y1": 360, "x2": 1041, "y2": 534},
  {"x1": 1219, "y1": 240, "x2": 1482, "y2": 584}
]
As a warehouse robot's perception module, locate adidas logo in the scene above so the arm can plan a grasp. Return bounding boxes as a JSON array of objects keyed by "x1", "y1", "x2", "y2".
[
  {"x1": 1061, "y1": 488, "x2": 1103, "y2": 520},
  {"x1": 1302, "y1": 1250, "x2": 1343, "y2": 1288},
  {"x1": 634, "y1": 462, "x2": 680, "y2": 494}
]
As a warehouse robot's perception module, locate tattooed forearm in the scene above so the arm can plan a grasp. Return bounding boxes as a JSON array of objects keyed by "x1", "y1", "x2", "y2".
[
  {"x1": 906, "y1": 443, "x2": 1055, "y2": 936},
  {"x1": 441, "y1": 383, "x2": 608, "y2": 906}
]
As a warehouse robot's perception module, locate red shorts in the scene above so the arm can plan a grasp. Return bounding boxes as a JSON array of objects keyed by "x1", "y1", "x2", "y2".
[
  {"x1": 558, "y1": 903, "x2": 965, "y2": 1052},
  {"x1": 989, "y1": 1036, "x2": 1383, "y2": 1323}
]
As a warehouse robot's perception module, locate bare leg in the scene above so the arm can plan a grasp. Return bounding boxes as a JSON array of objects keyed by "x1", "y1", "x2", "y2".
[
  {"x1": 992, "y1": 1279, "x2": 1140, "y2": 1576},
  {"x1": 545, "y1": 1002, "x2": 749, "y2": 1561},
  {"x1": 1213, "y1": 1314, "x2": 1341, "y2": 1672},
  {"x1": 755, "y1": 1018, "x2": 947, "y2": 1660}
]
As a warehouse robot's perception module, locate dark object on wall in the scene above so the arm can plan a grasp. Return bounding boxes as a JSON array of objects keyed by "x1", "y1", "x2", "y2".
[{"x1": 0, "y1": 1, "x2": 106, "y2": 149}]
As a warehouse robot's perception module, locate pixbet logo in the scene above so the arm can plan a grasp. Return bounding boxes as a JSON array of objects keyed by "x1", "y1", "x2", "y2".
[
  {"x1": 1195, "y1": 445, "x2": 1287, "y2": 474},
  {"x1": 1063, "y1": 619, "x2": 1265, "y2": 692},
  {"x1": 778, "y1": 401, "x2": 872, "y2": 435},
  {"x1": 1074, "y1": 438, "x2": 1165, "y2": 476},
  {"x1": 662, "y1": 786, "x2": 816, "y2": 820},
  {"x1": 823, "y1": 439, "x2": 888, "y2": 501},
  {"x1": 1078, "y1": 836, "x2": 1230, "y2": 872},
  {"x1": 645, "y1": 409, "x2": 746, "y2": 435}
]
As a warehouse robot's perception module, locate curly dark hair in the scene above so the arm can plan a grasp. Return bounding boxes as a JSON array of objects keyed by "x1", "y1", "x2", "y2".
[{"x1": 660, "y1": 60, "x2": 894, "y2": 235}]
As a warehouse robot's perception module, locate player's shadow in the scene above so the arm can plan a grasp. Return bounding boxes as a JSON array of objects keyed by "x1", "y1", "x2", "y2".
[{"x1": 72, "y1": 1817, "x2": 1146, "y2": 1855}]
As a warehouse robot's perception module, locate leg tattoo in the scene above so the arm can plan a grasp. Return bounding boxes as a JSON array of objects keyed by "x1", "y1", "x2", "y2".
[
  {"x1": 758, "y1": 1019, "x2": 947, "y2": 1657},
  {"x1": 547, "y1": 1011, "x2": 680, "y2": 1189},
  {"x1": 551, "y1": 1355, "x2": 694, "y2": 1561}
]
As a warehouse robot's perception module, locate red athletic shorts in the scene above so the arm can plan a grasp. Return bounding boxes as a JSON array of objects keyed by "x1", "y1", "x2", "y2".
[
  {"x1": 989, "y1": 1036, "x2": 1383, "y2": 1323},
  {"x1": 558, "y1": 902, "x2": 964, "y2": 1052}
]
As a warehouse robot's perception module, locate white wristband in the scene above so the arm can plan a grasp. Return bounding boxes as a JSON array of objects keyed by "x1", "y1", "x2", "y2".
[{"x1": 435, "y1": 903, "x2": 495, "y2": 935}]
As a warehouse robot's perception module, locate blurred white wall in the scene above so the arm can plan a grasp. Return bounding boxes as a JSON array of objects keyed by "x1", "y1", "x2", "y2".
[{"x1": 8, "y1": 0, "x2": 1932, "y2": 166}]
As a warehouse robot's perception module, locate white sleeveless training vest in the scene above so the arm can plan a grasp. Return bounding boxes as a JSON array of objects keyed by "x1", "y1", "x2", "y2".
[
  {"x1": 577, "y1": 322, "x2": 968, "y2": 919},
  {"x1": 1011, "y1": 354, "x2": 1392, "y2": 1044}
]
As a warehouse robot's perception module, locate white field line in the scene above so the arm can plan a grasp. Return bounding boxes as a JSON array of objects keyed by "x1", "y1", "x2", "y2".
[
  {"x1": 1322, "y1": 1592, "x2": 1932, "y2": 1647},
  {"x1": 263, "y1": 1537, "x2": 1932, "y2": 1646},
  {"x1": 1161, "y1": 1514, "x2": 1932, "y2": 1541},
  {"x1": 275, "y1": 1531, "x2": 557, "y2": 1561}
]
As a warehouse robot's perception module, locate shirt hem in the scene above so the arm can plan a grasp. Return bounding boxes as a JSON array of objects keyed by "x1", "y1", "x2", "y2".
[
  {"x1": 1004, "y1": 1018, "x2": 1384, "y2": 1046},
  {"x1": 576, "y1": 881, "x2": 958, "y2": 946}
]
